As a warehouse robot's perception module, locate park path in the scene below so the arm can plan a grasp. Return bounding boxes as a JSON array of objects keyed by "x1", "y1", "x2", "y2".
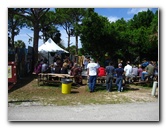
[{"x1": 8, "y1": 101, "x2": 159, "y2": 121}]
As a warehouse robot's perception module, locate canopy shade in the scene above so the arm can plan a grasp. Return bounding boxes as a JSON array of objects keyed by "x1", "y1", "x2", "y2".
[
  {"x1": 38, "y1": 38, "x2": 68, "y2": 53},
  {"x1": 38, "y1": 38, "x2": 69, "y2": 65}
]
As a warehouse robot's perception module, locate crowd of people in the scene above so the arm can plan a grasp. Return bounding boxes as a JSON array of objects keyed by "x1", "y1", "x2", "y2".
[
  {"x1": 34, "y1": 55, "x2": 83, "y2": 85},
  {"x1": 86, "y1": 59, "x2": 158, "y2": 93},
  {"x1": 34, "y1": 55, "x2": 158, "y2": 93}
]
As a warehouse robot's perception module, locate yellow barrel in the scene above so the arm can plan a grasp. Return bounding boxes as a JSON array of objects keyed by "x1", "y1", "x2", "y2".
[{"x1": 61, "y1": 79, "x2": 72, "y2": 94}]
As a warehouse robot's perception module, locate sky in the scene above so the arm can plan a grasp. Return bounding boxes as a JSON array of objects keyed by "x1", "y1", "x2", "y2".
[{"x1": 14, "y1": 8, "x2": 158, "y2": 49}]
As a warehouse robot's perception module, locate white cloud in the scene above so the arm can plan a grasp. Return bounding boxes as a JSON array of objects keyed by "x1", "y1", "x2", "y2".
[
  {"x1": 107, "y1": 16, "x2": 132, "y2": 22},
  {"x1": 107, "y1": 16, "x2": 120, "y2": 22},
  {"x1": 127, "y1": 8, "x2": 149, "y2": 15}
]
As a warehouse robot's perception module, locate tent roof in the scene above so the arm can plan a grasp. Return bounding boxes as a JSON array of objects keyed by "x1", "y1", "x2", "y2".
[{"x1": 38, "y1": 38, "x2": 69, "y2": 53}]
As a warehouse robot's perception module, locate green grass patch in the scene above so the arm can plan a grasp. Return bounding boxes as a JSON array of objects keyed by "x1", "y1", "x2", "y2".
[{"x1": 8, "y1": 78, "x2": 157, "y2": 106}]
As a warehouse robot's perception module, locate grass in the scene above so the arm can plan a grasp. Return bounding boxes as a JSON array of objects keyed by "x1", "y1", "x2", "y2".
[{"x1": 8, "y1": 75, "x2": 158, "y2": 106}]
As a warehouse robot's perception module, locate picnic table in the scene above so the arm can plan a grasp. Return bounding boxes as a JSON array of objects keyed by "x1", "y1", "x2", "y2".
[{"x1": 37, "y1": 73, "x2": 74, "y2": 86}]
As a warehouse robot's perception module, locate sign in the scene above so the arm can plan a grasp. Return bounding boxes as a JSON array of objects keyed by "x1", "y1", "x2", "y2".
[
  {"x1": 8, "y1": 66, "x2": 12, "y2": 78},
  {"x1": 8, "y1": 61, "x2": 17, "y2": 83}
]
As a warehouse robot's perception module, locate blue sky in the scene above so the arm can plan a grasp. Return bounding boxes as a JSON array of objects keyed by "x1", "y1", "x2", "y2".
[{"x1": 15, "y1": 8, "x2": 158, "y2": 49}]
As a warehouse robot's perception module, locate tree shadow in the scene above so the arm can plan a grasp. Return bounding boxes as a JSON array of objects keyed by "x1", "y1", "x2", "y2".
[
  {"x1": 8, "y1": 99, "x2": 39, "y2": 104},
  {"x1": 8, "y1": 74, "x2": 36, "y2": 93},
  {"x1": 95, "y1": 83, "x2": 140, "y2": 92},
  {"x1": 71, "y1": 90, "x2": 79, "y2": 94},
  {"x1": 39, "y1": 82, "x2": 61, "y2": 88}
]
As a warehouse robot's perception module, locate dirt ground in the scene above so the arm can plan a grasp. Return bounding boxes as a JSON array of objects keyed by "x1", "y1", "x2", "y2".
[{"x1": 8, "y1": 75, "x2": 159, "y2": 106}]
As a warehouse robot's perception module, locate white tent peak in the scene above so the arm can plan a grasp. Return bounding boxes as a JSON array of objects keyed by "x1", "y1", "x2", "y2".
[
  {"x1": 38, "y1": 38, "x2": 68, "y2": 53},
  {"x1": 48, "y1": 38, "x2": 52, "y2": 43}
]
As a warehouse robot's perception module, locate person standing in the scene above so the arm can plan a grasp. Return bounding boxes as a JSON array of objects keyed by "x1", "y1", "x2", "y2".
[
  {"x1": 87, "y1": 59, "x2": 99, "y2": 93},
  {"x1": 115, "y1": 63, "x2": 124, "y2": 92},
  {"x1": 83, "y1": 58, "x2": 89, "y2": 70},
  {"x1": 97, "y1": 65, "x2": 106, "y2": 83},
  {"x1": 105, "y1": 62, "x2": 115, "y2": 92}
]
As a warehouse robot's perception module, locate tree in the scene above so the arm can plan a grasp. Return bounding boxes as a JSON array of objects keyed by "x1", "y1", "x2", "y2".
[
  {"x1": 14, "y1": 40, "x2": 26, "y2": 48},
  {"x1": 8, "y1": 8, "x2": 26, "y2": 48},
  {"x1": 55, "y1": 8, "x2": 86, "y2": 55},
  {"x1": 127, "y1": 9, "x2": 158, "y2": 62},
  {"x1": 55, "y1": 8, "x2": 74, "y2": 49},
  {"x1": 40, "y1": 10, "x2": 62, "y2": 44},
  {"x1": 80, "y1": 8, "x2": 158, "y2": 64},
  {"x1": 68, "y1": 8, "x2": 87, "y2": 55},
  {"x1": 80, "y1": 9, "x2": 118, "y2": 63},
  {"x1": 11, "y1": 8, "x2": 50, "y2": 69}
]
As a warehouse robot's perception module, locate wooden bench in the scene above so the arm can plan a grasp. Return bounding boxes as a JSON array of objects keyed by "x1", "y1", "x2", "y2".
[
  {"x1": 97, "y1": 76, "x2": 126, "y2": 86},
  {"x1": 37, "y1": 73, "x2": 74, "y2": 86},
  {"x1": 133, "y1": 75, "x2": 155, "y2": 85}
]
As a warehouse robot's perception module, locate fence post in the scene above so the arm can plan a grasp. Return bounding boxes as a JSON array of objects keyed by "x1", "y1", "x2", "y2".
[{"x1": 151, "y1": 81, "x2": 158, "y2": 96}]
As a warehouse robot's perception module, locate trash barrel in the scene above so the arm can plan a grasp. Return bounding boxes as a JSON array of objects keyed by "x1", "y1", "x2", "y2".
[{"x1": 61, "y1": 79, "x2": 73, "y2": 94}]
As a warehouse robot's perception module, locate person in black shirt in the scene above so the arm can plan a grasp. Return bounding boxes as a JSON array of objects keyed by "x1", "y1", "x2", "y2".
[
  {"x1": 115, "y1": 63, "x2": 124, "y2": 92},
  {"x1": 105, "y1": 62, "x2": 115, "y2": 92}
]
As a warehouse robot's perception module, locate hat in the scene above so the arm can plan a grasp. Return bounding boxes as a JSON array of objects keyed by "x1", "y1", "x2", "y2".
[{"x1": 118, "y1": 63, "x2": 122, "y2": 67}]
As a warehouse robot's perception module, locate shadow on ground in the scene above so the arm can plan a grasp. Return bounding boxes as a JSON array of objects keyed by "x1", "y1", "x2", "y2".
[
  {"x1": 95, "y1": 83, "x2": 140, "y2": 92},
  {"x1": 8, "y1": 74, "x2": 36, "y2": 93}
]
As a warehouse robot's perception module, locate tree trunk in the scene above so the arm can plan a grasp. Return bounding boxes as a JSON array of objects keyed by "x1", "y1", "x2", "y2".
[
  {"x1": 75, "y1": 35, "x2": 78, "y2": 55},
  {"x1": 68, "y1": 34, "x2": 70, "y2": 49},
  {"x1": 11, "y1": 27, "x2": 15, "y2": 48},
  {"x1": 32, "y1": 22, "x2": 40, "y2": 71}
]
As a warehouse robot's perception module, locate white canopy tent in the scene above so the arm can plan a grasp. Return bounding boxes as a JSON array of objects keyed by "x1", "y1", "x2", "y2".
[{"x1": 38, "y1": 38, "x2": 69, "y2": 64}]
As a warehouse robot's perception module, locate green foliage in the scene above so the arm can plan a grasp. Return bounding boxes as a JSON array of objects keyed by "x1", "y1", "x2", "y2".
[
  {"x1": 80, "y1": 11, "x2": 115, "y2": 62},
  {"x1": 14, "y1": 40, "x2": 26, "y2": 48},
  {"x1": 80, "y1": 8, "x2": 158, "y2": 63},
  {"x1": 55, "y1": 8, "x2": 87, "y2": 54},
  {"x1": 8, "y1": 8, "x2": 26, "y2": 48},
  {"x1": 40, "y1": 11, "x2": 62, "y2": 45},
  {"x1": 8, "y1": 8, "x2": 158, "y2": 66}
]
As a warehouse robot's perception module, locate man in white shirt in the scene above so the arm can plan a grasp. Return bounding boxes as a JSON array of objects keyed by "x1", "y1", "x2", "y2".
[
  {"x1": 87, "y1": 59, "x2": 99, "y2": 92},
  {"x1": 124, "y1": 61, "x2": 133, "y2": 83}
]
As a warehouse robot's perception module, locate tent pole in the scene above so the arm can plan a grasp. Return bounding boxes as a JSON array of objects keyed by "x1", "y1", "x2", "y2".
[{"x1": 48, "y1": 52, "x2": 49, "y2": 66}]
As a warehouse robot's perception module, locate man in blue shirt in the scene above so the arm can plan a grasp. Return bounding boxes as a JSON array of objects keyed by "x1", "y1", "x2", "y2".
[{"x1": 115, "y1": 63, "x2": 124, "y2": 92}]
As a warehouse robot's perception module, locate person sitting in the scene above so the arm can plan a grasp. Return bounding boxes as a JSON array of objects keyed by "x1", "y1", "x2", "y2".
[
  {"x1": 34, "y1": 60, "x2": 42, "y2": 75},
  {"x1": 138, "y1": 64, "x2": 143, "y2": 77},
  {"x1": 124, "y1": 61, "x2": 133, "y2": 83},
  {"x1": 141, "y1": 59, "x2": 149, "y2": 69},
  {"x1": 131, "y1": 65, "x2": 138, "y2": 82},
  {"x1": 41, "y1": 60, "x2": 49, "y2": 73},
  {"x1": 70, "y1": 63, "x2": 82, "y2": 85},
  {"x1": 141, "y1": 61, "x2": 155, "y2": 81},
  {"x1": 61, "y1": 62, "x2": 68, "y2": 74},
  {"x1": 137, "y1": 64, "x2": 143, "y2": 82},
  {"x1": 50, "y1": 64, "x2": 55, "y2": 73},
  {"x1": 153, "y1": 61, "x2": 158, "y2": 81},
  {"x1": 54, "y1": 63, "x2": 61, "y2": 74}
]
